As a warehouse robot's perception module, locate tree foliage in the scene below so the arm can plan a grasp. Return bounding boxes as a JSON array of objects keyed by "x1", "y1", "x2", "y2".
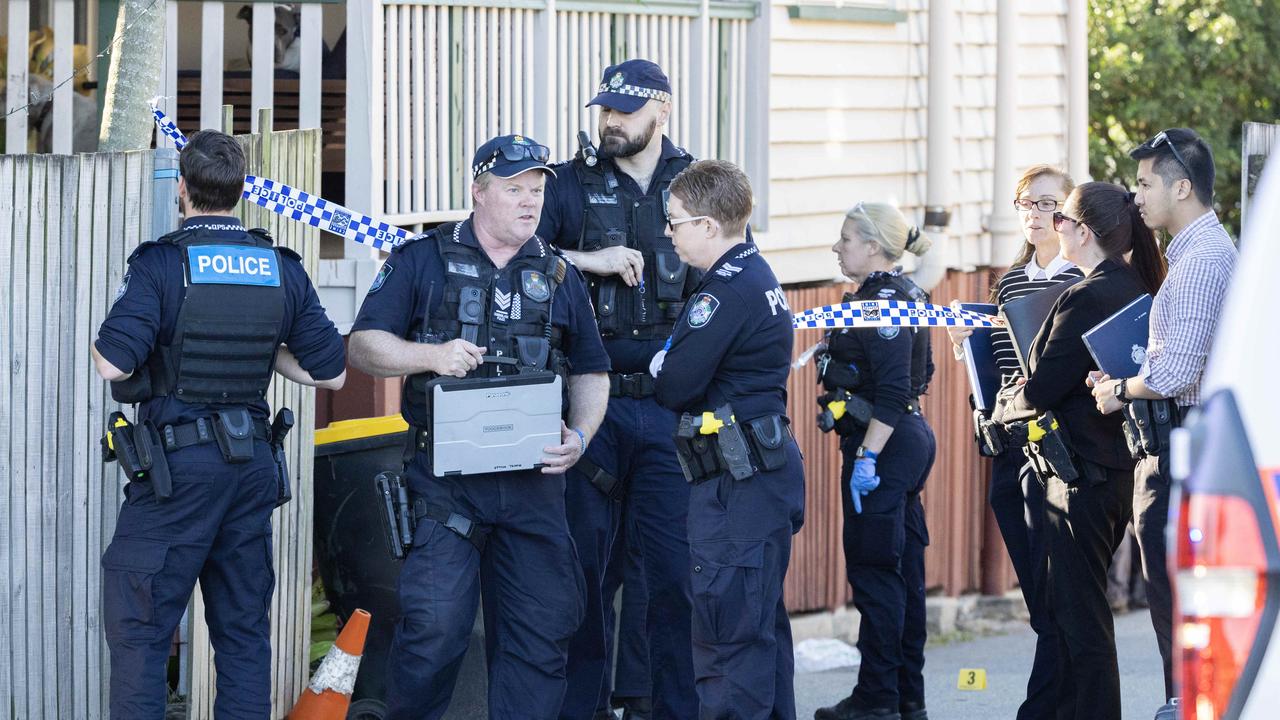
[{"x1": 1088, "y1": 0, "x2": 1280, "y2": 235}]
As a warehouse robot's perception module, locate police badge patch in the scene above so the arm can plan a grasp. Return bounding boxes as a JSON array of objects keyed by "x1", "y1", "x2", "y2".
[
  {"x1": 687, "y1": 293, "x2": 720, "y2": 328},
  {"x1": 113, "y1": 273, "x2": 130, "y2": 304},
  {"x1": 1131, "y1": 344, "x2": 1147, "y2": 366},
  {"x1": 879, "y1": 326, "x2": 900, "y2": 340},
  {"x1": 610, "y1": 72, "x2": 625, "y2": 89},
  {"x1": 522, "y1": 270, "x2": 551, "y2": 302},
  {"x1": 368, "y1": 263, "x2": 393, "y2": 294}
]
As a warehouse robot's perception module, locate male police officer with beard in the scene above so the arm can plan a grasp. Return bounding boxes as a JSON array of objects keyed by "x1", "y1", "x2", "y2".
[
  {"x1": 349, "y1": 134, "x2": 611, "y2": 720},
  {"x1": 92, "y1": 129, "x2": 347, "y2": 719},
  {"x1": 537, "y1": 59, "x2": 700, "y2": 719}
]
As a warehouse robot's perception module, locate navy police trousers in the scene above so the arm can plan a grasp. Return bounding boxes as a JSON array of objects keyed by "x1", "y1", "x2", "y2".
[
  {"x1": 387, "y1": 453, "x2": 586, "y2": 720},
  {"x1": 562, "y1": 396, "x2": 697, "y2": 719},
  {"x1": 840, "y1": 413, "x2": 936, "y2": 711},
  {"x1": 687, "y1": 438, "x2": 806, "y2": 720},
  {"x1": 102, "y1": 441, "x2": 279, "y2": 720}
]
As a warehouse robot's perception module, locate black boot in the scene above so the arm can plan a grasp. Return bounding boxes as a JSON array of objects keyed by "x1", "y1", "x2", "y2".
[
  {"x1": 814, "y1": 694, "x2": 902, "y2": 720},
  {"x1": 899, "y1": 700, "x2": 928, "y2": 720}
]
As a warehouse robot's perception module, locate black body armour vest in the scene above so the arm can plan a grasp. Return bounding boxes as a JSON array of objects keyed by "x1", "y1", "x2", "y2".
[
  {"x1": 404, "y1": 223, "x2": 569, "y2": 422},
  {"x1": 820, "y1": 272, "x2": 935, "y2": 399},
  {"x1": 574, "y1": 153, "x2": 697, "y2": 340},
  {"x1": 111, "y1": 227, "x2": 288, "y2": 405}
]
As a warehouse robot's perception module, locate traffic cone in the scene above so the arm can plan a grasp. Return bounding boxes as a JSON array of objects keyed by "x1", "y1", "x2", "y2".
[{"x1": 287, "y1": 608, "x2": 372, "y2": 719}]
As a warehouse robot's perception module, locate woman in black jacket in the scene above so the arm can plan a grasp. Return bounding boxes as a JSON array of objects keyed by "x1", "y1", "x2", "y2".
[{"x1": 996, "y1": 181, "x2": 1165, "y2": 720}]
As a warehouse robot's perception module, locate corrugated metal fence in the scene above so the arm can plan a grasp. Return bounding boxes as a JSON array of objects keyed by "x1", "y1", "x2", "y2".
[
  {"x1": 0, "y1": 125, "x2": 322, "y2": 719},
  {"x1": 782, "y1": 271, "x2": 1016, "y2": 613}
]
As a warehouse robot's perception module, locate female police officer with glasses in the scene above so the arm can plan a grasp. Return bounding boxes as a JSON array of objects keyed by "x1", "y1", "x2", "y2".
[
  {"x1": 993, "y1": 181, "x2": 1165, "y2": 720},
  {"x1": 812, "y1": 202, "x2": 935, "y2": 720}
]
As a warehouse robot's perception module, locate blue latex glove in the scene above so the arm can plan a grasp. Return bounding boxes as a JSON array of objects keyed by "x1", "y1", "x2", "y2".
[{"x1": 849, "y1": 452, "x2": 880, "y2": 514}]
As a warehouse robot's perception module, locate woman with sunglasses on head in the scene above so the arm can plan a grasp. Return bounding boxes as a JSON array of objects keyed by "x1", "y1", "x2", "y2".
[
  {"x1": 945, "y1": 165, "x2": 1081, "y2": 720},
  {"x1": 812, "y1": 202, "x2": 935, "y2": 720},
  {"x1": 993, "y1": 181, "x2": 1165, "y2": 720}
]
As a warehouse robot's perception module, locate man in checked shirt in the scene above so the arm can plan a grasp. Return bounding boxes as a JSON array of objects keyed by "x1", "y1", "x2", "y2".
[{"x1": 1091, "y1": 127, "x2": 1238, "y2": 720}]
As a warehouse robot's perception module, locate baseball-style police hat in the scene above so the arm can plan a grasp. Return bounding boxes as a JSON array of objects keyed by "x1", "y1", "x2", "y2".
[
  {"x1": 587, "y1": 59, "x2": 672, "y2": 114},
  {"x1": 471, "y1": 134, "x2": 556, "y2": 179}
]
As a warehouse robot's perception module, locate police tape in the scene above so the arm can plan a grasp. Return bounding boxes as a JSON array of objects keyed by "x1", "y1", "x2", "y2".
[
  {"x1": 793, "y1": 299, "x2": 999, "y2": 330},
  {"x1": 150, "y1": 105, "x2": 413, "y2": 252}
]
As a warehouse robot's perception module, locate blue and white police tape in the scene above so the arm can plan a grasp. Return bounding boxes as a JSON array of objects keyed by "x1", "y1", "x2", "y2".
[
  {"x1": 152, "y1": 104, "x2": 189, "y2": 150},
  {"x1": 150, "y1": 105, "x2": 413, "y2": 252},
  {"x1": 242, "y1": 176, "x2": 411, "y2": 252},
  {"x1": 793, "y1": 299, "x2": 999, "y2": 330}
]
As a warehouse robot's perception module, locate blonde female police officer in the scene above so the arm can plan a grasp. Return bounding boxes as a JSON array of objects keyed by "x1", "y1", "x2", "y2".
[
  {"x1": 813, "y1": 202, "x2": 935, "y2": 720},
  {"x1": 653, "y1": 160, "x2": 806, "y2": 720}
]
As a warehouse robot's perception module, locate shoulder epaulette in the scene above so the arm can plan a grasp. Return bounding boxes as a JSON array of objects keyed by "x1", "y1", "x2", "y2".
[{"x1": 712, "y1": 244, "x2": 758, "y2": 281}]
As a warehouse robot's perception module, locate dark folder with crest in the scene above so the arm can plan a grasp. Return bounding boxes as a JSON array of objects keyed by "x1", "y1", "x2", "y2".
[
  {"x1": 1082, "y1": 294, "x2": 1153, "y2": 378},
  {"x1": 999, "y1": 276, "x2": 1083, "y2": 376},
  {"x1": 960, "y1": 303, "x2": 1000, "y2": 410}
]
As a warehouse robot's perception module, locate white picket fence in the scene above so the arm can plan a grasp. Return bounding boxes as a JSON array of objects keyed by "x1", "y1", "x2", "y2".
[{"x1": 347, "y1": 0, "x2": 764, "y2": 229}]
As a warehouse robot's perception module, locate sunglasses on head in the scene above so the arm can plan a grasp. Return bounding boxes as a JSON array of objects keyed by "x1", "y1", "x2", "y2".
[
  {"x1": 1147, "y1": 130, "x2": 1192, "y2": 179},
  {"x1": 489, "y1": 141, "x2": 551, "y2": 165}
]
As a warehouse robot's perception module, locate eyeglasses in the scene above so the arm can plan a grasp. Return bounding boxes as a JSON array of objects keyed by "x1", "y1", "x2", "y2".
[
  {"x1": 666, "y1": 215, "x2": 710, "y2": 232},
  {"x1": 1013, "y1": 198, "x2": 1061, "y2": 213},
  {"x1": 851, "y1": 201, "x2": 887, "y2": 245},
  {"x1": 1148, "y1": 130, "x2": 1192, "y2": 179},
  {"x1": 1052, "y1": 211, "x2": 1100, "y2": 238}
]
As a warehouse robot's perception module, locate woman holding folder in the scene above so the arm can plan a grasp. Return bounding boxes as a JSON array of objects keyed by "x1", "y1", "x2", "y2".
[
  {"x1": 994, "y1": 181, "x2": 1165, "y2": 719},
  {"x1": 946, "y1": 165, "x2": 1082, "y2": 720}
]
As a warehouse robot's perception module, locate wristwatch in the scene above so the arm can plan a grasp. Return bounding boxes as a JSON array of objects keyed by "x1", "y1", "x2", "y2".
[
  {"x1": 855, "y1": 446, "x2": 878, "y2": 460},
  {"x1": 1113, "y1": 379, "x2": 1128, "y2": 402}
]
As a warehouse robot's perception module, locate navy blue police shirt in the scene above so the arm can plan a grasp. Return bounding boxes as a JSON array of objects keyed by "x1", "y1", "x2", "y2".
[
  {"x1": 94, "y1": 216, "x2": 347, "y2": 427},
  {"x1": 827, "y1": 271, "x2": 928, "y2": 429},
  {"x1": 654, "y1": 243, "x2": 794, "y2": 421},
  {"x1": 537, "y1": 136, "x2": 697, "y2": 374},
  {"x1": 350, "y1": 217, "x2": 611, "y2": 429}
]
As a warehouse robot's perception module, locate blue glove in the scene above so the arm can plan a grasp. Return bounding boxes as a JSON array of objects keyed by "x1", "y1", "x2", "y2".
[{"x1": 849, "y1": 452, "x2": 880, "y2": 514}]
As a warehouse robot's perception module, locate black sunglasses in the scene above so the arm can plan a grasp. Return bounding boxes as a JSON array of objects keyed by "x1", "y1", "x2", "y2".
[
  {"x1": 1148, "y1": 130, "x2": 1192, "y2": 179},
  {"x1": 1052, "y1": 211, "x2": 1100, "y2": 238},
  {"x1": 491, "y1": 141, "x2": 551, "y2": 164}
]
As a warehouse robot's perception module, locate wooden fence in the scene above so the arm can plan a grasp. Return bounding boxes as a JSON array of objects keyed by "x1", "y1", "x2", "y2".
[{"x1": 0, "y1": 124, "x2": 322, "y2": 719}]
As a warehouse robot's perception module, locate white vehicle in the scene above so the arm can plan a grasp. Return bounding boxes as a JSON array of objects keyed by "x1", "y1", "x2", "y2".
[{"x1": 1171, "y1": 159, "x2": 1280, "y2": 719}]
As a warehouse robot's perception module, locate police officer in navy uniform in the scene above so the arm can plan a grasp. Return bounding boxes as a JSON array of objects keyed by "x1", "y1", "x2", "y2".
[
  {"x1": 91, "y1": 130, "x2": 347, "y2": 719},
  {"x1": 652, "y1": 160, "x2": 806, "y2": 720},
  {"x1": 538, "y1": 58, "x2": 699, "y2": 719},
  {"x1": 813, "y1": 202, "x2": 936, "y2": 720},
  {"x1": 348, "y1": 134, "x2": 611, "y2": 720}
]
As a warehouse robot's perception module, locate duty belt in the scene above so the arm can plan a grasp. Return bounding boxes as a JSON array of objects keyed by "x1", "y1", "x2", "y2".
[
  {"x1": 161, "y1": 416, "x2": 271, "y2": 452},
  {"x1": 609, "y1": 372, "x2": 655, "y2": 399}
]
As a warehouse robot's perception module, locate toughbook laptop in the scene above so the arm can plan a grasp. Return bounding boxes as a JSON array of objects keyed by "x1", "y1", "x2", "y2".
[{"x1": 429, "y1": 370, "x2": 563, "y2": 476}]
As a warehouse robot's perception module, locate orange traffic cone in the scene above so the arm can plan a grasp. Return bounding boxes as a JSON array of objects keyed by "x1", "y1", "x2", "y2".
[{"x1": 287, "y1": 608, "x2": 372, "y2": 719}]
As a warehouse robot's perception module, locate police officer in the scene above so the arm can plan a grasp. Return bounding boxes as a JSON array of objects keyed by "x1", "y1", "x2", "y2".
[
  {"x1": 652, "y1": 160, "x2": 805, "y2": 719},
  {"x1": 538, "y1": 58, "x2": 699, "y2": 719},
  {"x1": 348, "y1": 134, "x2": 612, "y2": 720},
  {"x1": 1091, "y1": 128, "x2": 1237, "y2": 720},
  {"x1": 91, "y1": 130, "x2": 347, "y2": 719},
  {"x1": 813, "y1": 202, "x2": 936, "y2": 720}
]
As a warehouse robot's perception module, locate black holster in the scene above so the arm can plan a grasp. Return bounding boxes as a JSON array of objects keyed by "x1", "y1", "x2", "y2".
[
  {"x1": 1121, "y1": 398, "x2": 1177, "y2": 459},
  {"x1": 674, "y1": 405, "x2": 792, "y2": 483},
  {"x1": 101, "y1": 412, "x2": 172, "y2": 501},
  {"x1": 1025, "y1": 413, "x2": 1079, "y2": 484},
  {"x1": 269, "y1": 408, "x2": 295, "y2": 508},
  {"x1": 816, "y1": 389, "x2": 873, "y2": 435},
  {"x1": 375, "y1": 470, "x2": 414, "y2": 560}
]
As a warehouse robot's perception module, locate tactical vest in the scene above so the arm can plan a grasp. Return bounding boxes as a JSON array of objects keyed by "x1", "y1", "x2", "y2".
[
  {"x1": 574, "y1": 152, "x2": 696, "y2": 340},
  {"x1": 820, "y1": 271, "x2": 935, "y2": 399},
  {"x1": 403, "y1": 223, "x2": 569, "y2": 421},
  {"x1": 111, "y1": 227, "x2": 288, "y2": 405}
]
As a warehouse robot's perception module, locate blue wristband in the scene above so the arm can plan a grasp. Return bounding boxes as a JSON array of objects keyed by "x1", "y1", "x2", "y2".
[{"x1": 571, "y1": 427, "x2": 586, "y2": 454}]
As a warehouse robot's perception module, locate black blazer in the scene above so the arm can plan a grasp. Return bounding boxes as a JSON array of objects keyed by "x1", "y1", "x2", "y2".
[{"x1": 1009, "y1": 258, "x2": 1146, "y2": 470}]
